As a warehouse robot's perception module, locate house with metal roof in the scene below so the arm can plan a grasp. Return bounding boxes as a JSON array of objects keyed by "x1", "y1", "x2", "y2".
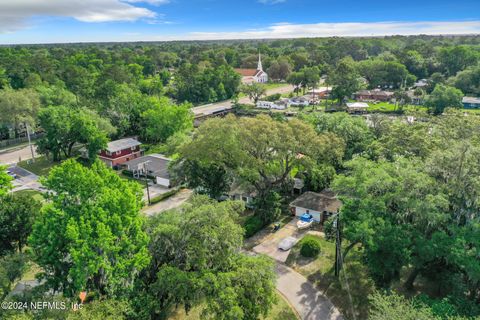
[{"x1": 462, "y1": 97, "x2": 480, "y2": 109}]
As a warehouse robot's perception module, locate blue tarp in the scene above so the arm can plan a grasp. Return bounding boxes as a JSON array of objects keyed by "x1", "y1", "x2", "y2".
[{"x1": 300, "y1": 213, "x2": 313, "y2": 222}]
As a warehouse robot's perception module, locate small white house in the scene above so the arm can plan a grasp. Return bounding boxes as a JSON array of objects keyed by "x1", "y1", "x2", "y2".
[{"x1": 290, "y1": 190, "x2": 342, "y2": 223}]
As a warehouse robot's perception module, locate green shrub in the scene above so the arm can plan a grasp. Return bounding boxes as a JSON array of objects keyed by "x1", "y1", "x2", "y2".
[
  {"x1": 299, "y1": 235, "x2": 322, "y2": 258},
  {"x1": 264, "y1": 93, "x2": 282, "y2": 102},
  {"x1": 149, "y1": 188, "x2": 180, "y2": 205},
  {"x1": 122, "y1": 169, "x2": 134, "y2": 177},
  {"x1": 244, "y1": 215, "x2": 264, "y2": 238}
]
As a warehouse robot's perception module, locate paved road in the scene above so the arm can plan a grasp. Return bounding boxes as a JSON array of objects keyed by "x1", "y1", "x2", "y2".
[
  {"x1": 192, "y1": 84, "x2": 294, "y2": 117},
  {"x1": 276, "y1": 263, "x2": 343, "y2": 320},
  {"x1": 0, "y1": 145, "x2": 37, "y2": 165}
]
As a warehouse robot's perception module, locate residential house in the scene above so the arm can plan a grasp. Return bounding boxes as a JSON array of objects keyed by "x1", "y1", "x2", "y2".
[
  {"x1": 98, "y1": 138, "x2": 143, "y2": 168},
  {"x1": 413, "y1": 79, "x2": 429, "y2": 88},
  {"x1": 228, "y1": 183, "x2": 257, "y2": 208},
  {"x1": 406, "y1": 90, "x2": 425, "y2": 105},
  {"x1": 306, "y1": 86, "x2": 332, "y2": 99},
  {"x1": 121, "y1": 154, "x2": 172, "y2": 188},
  {"x1": 290, "y1": 190, "x2": 342, "y2": 223},
  {"x1": 462, "y1": 97, "x2": 480, "y2": 109},
  {"x1": 355, "y1": 89, "x2": 394, "y2": 102},
  {"x1": 346, "y1": 102, "x2": 369, "y2": 114},
  {"x1": 235, "y1": 54, "x2": 268, "y2": 84}
]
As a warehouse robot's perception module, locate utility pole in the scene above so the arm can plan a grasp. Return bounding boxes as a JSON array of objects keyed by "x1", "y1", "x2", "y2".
[
  {"x1": 334, "y1": 211, "x2": 342, "y2": 277},
  {"x1": 26, "y1": 123, "x2": 35, "y2": 163},
  {"x1": 143, "y1": 161, "x2": 151, "y2": 205}
]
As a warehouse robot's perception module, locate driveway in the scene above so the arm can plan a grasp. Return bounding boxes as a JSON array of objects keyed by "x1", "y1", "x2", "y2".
[
  {"x1": 143, "y1": 183, "x2": 173, "y2": 202},
  {"x1": 142, "y1": 189, "x2": 193, "y2": 216},
  {"x1": 276, "y1": 263, "x2": 343, "y2": 320},
  {"x1": 252, "y1": 219, "x2": 344, "y2": 320},
  {"x1": 253, "y1": 219, "x2": 304, "y2": 263}
]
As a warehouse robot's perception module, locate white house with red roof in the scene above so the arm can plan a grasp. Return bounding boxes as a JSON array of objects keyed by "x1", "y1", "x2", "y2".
[{"x1": 235, "y1": 53, "x2": 268, "y2": 84}]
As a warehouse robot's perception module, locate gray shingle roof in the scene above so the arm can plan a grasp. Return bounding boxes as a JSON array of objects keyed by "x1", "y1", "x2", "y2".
[
  {"x1": 290, "y1": 190, "x2": 342, "y2": 213},
  {"x1": 123, "y1": 154, "x2": 171, "y2": 179},
  {"x1": 106, "y1": 138, "x2": 141, "y2": 153}
]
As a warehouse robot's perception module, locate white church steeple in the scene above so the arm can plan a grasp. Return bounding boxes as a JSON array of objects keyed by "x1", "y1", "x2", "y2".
[{"x1": 257, "y1": 53, "x2": 263, "y2": 71}]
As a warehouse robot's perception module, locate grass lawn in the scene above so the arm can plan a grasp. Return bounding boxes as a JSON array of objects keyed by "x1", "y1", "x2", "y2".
[
  {"x1": 13, "y1": 189, "x2": 44, "y2": 202},
  {"x1": 366, "y1": 102, "x2": 427, "y2": 114},
  {"x1": 17, "y1": 156, "x2": 57, "y2": 176},
  {"x1": 169, "y1": 292, "x2": 298, "y2": 320},
  {"x1": 464, "y1": 108, "x2": 480, "y2": 114},
  {"x1": 263, "y1": 82, "x2": 290, "y2": 90},
  {"x1": 286, "y1": 235, "x2": 375, "y2": 320}
]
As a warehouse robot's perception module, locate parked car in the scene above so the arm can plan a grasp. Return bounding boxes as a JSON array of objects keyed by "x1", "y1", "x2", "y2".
[
  {"x1": 6, "y1": 170, "x2": 17, "y2": 179},
  {"x1": 278, "y1": 236, "x2": 298, "y2": 251}
]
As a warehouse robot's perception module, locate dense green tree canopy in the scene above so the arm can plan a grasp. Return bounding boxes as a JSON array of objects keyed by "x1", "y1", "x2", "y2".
[
  {"x1": 425, "y1": 84, "x2": 463, "y2": 114},
  {"x1": 179, "y1": 115, "x2": 344, "y2": 221},
  {"x1": 0, "y1": 193, "x2": 41, "y2": 255},
  {"x1": 329, "y1": 57, "x2": 362, "y2": 103},
  {"x1": 0, "y1": 166, "x2": 12, "y2": 197},
  {"x1": 36, "y1": 106, "x2": 115, "y2": 161},
  {"x1": 135, "y1": 196, "x2": 277, "y2": 320},
  {"x1": 29, "y1": 160, "x2": 150, "y2": 297},
  {"x1": 141, "y1": 97, "x2": 193, "y2": 143}
]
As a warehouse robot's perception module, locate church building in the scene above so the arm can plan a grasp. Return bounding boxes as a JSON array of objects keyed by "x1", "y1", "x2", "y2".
[{"x1": 235, "y1": 53, "x2": 268, "y2": 84}]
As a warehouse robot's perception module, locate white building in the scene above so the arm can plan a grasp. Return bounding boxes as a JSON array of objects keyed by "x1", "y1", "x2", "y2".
[
  {"x1": 235, "y1": 54, "x2": 268, "y2": 84},
  {"x1": 290, "y1": 190, "x2": 342, "y2": 223}
]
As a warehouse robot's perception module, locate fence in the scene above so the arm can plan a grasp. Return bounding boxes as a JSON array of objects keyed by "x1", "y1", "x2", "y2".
[{"x1": 0, "y1": 133, "x2": 43, "y2": 149}]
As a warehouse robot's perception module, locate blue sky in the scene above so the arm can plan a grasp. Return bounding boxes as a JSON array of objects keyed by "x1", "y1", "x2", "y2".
[{"x1": 0, "y1": 0, "x2": 479, "y2": 44}]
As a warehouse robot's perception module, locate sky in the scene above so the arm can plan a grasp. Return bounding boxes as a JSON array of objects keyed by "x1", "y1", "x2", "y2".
[{"x1": 0, "y1": 0, "x2": 479, "y2": 44}]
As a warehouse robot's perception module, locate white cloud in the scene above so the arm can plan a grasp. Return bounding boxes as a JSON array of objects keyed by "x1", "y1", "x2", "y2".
[
  {"x1": 0, "y1": 0, "x2": 161, "y2": 33},
  {"x1": 175, "y1": 21, "x2": 480, "y2": 40},
  {"x1": 123, "y1": 0, "x2": 170, "y2": 5}
]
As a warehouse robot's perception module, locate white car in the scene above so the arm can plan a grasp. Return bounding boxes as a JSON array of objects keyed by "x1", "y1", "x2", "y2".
[{"x1": 278, "y1": 236, "x2": 298, "y2": 251}]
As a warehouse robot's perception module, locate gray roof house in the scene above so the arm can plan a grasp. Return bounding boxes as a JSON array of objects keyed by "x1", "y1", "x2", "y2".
[
  {"x1": 462, "y1": 97, "x2": 480, "y2": 109},
  {"x1": 122, "y1": 154, "x2": 172, "y2": 187},
  {"x1": 290, "y1": 190, "x2": 342, "y2": 223}
]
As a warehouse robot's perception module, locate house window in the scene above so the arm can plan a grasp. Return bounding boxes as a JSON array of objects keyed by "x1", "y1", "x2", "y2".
[
  {"x1": 116, "y1": 151, "x2": 121, "y2": 155},
  {"x1": 131, "y1": 146, "x2": 136, "y2": 151},
  {"x1": 106, "y1": 151, "x2": 111, "y2": 156},
  {"x1": 242, "y1": 196, "x2": 248, "y2": 202}
]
